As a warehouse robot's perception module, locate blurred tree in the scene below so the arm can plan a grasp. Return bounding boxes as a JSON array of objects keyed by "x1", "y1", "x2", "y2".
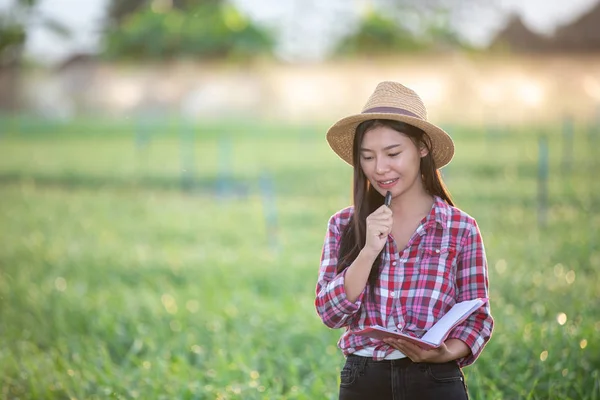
[
  {"x1": 0, "y1": 16, "x2": 26, "y2": 68},
  {"x1": 0, "y1": 0, "x2": 69, "y2": 110},
  {"x1": 421, "y1": 8, "x2": 466, "y2": 49},
  {"x1": 373, "y1": 0, "x2": 499, "y2": 45},
  {"x1": 335, "y1": 11, "x2": 425, "y2": 56},
  {"x1": 102, "y1": 0, "x2": 274, "y2": 60},
  {"x1": 334, "y1": 4, "x2": 468, "y2": 57},
  {"x1": 106, "y1": 0, "x2": 196, "y2": 26}
]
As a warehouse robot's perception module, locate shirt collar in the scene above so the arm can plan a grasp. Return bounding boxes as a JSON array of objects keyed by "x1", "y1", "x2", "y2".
[{"x1": 426, "y1": 195, "x2": 450, "y2": 227}]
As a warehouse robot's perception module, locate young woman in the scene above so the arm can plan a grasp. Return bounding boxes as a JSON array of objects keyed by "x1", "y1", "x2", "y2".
[{"x1": 315, "y1": 81, "x2": 494, "y2": 400}]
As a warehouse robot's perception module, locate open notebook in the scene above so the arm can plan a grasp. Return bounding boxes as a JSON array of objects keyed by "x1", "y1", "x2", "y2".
[{"x1": 354, "y1": 298, "x2": 487, "y2": 350}]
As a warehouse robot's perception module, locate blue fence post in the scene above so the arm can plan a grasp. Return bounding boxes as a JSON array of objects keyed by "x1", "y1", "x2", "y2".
[
  {"x1": 16, "y1": 113, "x2": 25, "y2": 135},
  {"x1": 0, "y1": 113, "x2": 7, "y2": 138},
  {"x1": 259, "y1": 171, "x2": 280, "y2": 255},
  {"x1": 485, "y1": 123, "x2": 500, "y2": 152},
  {"x1": 217, "y1": 137, "x2": 232, "y2": 198},
  {"x1": 134, "y1": 116, "x2": 153, "y2": 184},
  {"x1": 180, "y1": 119, "x2": 195, "y2": 192},
  {"x1": 135, "y1": 118, "x2": 151, "y2": 151},
  {"x1": 538, "y1": 135, "x2": 549, "y2": 228},
  {"x1": 562, "y1": 115, "x2": 574, "y2": 175}
]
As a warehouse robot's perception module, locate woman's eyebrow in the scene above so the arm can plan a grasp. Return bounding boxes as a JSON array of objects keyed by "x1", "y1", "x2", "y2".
[{"x1": 360, "y1": 144, "x2": 402, "y2": 152}]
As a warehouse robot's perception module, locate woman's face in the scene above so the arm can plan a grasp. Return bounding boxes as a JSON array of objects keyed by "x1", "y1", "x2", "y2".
[{"x1": 359, "y1": 124, "x2": 428, "y2": 199}]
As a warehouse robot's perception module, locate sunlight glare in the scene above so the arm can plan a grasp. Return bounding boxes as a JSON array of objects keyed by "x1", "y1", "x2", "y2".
[
  {"x1": 186, "y1": 300, "x2": 200, "y2": 313},
  {"x1": 553, "y1": 263, "x2": 564, "y2": 278},
  {"x1": 495, "y1": 259, "x2": 507, "y2": 274},
  {"x1": 191, "y1": 345, "x2": 203, "y2": 354},
  {"x1": 151, "y1": 0, "x2": 172, "y2": 13},
  {"x1": 517, "y1": 80, "x2": 544, "y2": 108},
  {"x1": 55, "y1": 277, "x2": 67, "y2": 292},
  {"x1": 161, "y1": 294, "x2": 178, "y2": 314},
  {"x1": 557, "y1": 313, "x2": 567, "y2": 325},
  {"x1": 583, "y1": 75, "x2": 600, "y2": 101},
  {"x1": 170, "y1": 320, "x2": 182, "y2": 332},
  {"x1": 565, "y1": 270, "x2": 576, "y2": 284}
]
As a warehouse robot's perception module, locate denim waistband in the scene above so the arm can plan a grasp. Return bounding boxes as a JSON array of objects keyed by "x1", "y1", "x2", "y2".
[{"x1": 346, "y1": 354, "x2": 414, "y2": 368}]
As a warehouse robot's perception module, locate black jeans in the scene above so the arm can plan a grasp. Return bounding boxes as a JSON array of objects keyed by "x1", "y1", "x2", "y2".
[{"x1": 339, "y1": 354, "x2": 469, "y2": 400}]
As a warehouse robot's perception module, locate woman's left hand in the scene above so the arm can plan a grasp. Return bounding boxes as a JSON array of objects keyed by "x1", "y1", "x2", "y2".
[{"x1": 383, "y1": 338, "x2": 451, "y2": 363}]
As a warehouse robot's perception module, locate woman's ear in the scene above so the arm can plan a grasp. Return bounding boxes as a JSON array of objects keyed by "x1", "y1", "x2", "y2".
[{"x1": 419, "y1": 144, "x2": 429, "y2": 158}]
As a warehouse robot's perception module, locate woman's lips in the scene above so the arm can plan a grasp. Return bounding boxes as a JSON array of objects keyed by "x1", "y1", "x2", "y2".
[{"x1": 377, "y1": 178, "x2": 399, "y2": 189}]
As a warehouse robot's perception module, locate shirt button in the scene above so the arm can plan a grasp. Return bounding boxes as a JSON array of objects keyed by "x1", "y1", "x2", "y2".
[
  {"x1": 390, "y1": 291, "x2": 396, "y2": 297},
  {"x1": 392, "y1": 261, "x2": 397, "y2": 266},
  {"x1": 435, "y1": 249, "x2": 440, "y2": 253}
]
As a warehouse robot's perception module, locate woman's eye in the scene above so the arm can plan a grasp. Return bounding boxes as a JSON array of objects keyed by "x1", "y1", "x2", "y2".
[
  {"x1": 389, "y1": 152, "x2": 400, "y2": 157},
  {"x1": 361, "y1": 155, "x2": 373, "y2": 161}
]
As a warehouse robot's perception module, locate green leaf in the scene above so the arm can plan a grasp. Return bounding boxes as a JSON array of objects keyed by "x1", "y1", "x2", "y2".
[{"x1": 40, "y1": 17, "x2": 71, "y2": 38}]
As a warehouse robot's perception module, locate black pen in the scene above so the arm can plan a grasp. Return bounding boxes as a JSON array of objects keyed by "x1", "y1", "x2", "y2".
[{"x1": 384, "y1": 191, "x2": 392, "y2": 207}]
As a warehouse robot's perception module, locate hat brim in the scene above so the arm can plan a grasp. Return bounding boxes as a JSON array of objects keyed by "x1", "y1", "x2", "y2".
[{"x1": 326, "y1": 113, "x2": 454, "y2": 169}]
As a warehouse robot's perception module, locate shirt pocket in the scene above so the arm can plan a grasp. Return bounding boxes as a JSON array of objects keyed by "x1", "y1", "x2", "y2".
[{"x1": 418, "y1": 245, "x2": 457, "y2": 280}]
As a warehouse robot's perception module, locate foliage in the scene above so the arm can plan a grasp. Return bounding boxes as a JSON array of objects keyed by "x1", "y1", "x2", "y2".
[
  {"x1": 0, "y1": 16, "x2": 26, "y2": 66},
  {"x1": 335, "y1": 11, "x2": 425, "y2": 56},
  {"x1": 106, "y1": 0, "x2": 219, "y2": 26},
  {"x1": 335, "y1": 9, "x2": 466, "y2": 56},
  {"x1": 102, "y1": 2, "x2": 274, "y2": 61},
  {"x1": 0, "y1": 0, "x2": 69, "y2": 67},
  {"x1": 0, "y1": 117, "x2": 599, "y2": 398}
]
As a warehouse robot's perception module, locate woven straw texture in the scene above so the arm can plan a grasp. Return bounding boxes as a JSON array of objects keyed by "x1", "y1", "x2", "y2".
[{"x1": 326, "y1": 81, "x2": 454, "y2": 168}]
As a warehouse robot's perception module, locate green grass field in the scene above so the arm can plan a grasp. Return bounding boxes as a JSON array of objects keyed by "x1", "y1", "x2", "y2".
[{"x1": 1, "y1": 117, "x2": 599, "y2": 399}]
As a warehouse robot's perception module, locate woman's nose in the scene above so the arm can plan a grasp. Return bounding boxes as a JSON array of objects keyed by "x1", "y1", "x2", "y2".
[{"x1": 375, "y1": 158, "x2": 389, "y2": 174}]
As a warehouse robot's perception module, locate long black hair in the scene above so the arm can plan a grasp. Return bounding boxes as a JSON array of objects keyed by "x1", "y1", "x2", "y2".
[{"x1": 335, "y1": 119, "x2": 453, "y2": 296}]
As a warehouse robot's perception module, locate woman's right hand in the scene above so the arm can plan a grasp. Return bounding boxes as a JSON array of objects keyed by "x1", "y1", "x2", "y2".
[{"x1": 363, "y1": 204, "x2": 393, "y2": 258}]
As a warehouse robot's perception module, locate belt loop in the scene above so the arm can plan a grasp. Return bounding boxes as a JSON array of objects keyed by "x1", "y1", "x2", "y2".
[
  {"x1": 357, "y1": 354, "x2": 369, "y2": 376},
  {"x1": 360, "y1": 355, "x2": 368, "y2": 369}
]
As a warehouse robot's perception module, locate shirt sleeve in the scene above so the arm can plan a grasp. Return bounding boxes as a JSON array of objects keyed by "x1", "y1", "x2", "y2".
[
  {"x1": 448, "y1": 221, "x2": 494, "y2": 367},
  {"x1": 314, "y1": 212, "x2": 365, "y2": 329}
]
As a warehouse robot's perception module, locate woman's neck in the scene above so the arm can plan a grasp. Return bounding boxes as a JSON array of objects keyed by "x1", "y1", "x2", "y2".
[{"x1": 390, "y1": 187, "x2": 434, "y2": 220}]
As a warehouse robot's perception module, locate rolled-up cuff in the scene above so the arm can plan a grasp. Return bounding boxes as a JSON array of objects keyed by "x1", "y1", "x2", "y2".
[
  {"x1": 328, "y1": 269, "x2": 365, "y2": 315},
  {"x1": 447, "y1": 326, "x2": 486, "y2": 367}
]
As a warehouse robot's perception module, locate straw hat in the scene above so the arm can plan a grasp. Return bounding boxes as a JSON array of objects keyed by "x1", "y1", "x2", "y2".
[{"x1": 326, "y1": 81, "x2": 454, "y2": 168}]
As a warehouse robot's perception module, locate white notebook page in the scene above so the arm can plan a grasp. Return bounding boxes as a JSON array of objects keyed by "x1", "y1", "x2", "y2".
[{"x1": 421, "y1": 298, "x2": 484, "y2": 345}]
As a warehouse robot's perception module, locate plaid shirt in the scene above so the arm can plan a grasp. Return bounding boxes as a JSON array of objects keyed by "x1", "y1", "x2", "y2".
[{"x1": 315, "y1": 196, "x2": 494, "y2": 367}]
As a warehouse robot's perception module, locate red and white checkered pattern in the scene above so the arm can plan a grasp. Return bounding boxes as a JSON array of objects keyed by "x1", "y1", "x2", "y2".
[{"x1": 315, "y1": 196, "x2": 494, "y2": 367}]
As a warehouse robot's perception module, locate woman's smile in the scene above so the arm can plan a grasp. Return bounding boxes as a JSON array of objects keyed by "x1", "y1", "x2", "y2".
[{"x1": 376, "y1": 177, "x2": 399, "y2": 189}]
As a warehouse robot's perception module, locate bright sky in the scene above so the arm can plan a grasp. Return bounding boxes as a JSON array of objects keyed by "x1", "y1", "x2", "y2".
[{"x1": 0, "y1": 0, "x2": 597, "y2": 64}]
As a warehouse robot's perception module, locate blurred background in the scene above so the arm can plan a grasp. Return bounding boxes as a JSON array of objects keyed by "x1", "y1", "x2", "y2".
[
  {"x1": 1, "y1": 0, "x2": 599, "y2": 399},
  {"x1": 2, "y1": 0, "x2": 600, "y2": 123}
]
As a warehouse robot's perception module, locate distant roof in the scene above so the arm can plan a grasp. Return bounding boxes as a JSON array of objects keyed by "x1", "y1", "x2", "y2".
[
  {"x1": 56, "y1": 53, "x2": 98, "y2": 72},
  {"x1": 554, "y1": 1, "x2": 600, "y2": 51},
  {"x1": 490, "y1": 14, "x2": 550, "y2": 52},
  {"x1": 489, "y1": 1, "x2": 600, "y2": 52}
]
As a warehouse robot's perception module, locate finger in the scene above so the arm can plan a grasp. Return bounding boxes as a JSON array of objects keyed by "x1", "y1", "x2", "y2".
[
  {"x1": 367, "y1": 223, "x2": 391, "y2": 237},
  {"x1": 367, "y1": 213, "x2": 393, "y2": 223},
  {"x1": 367, "y1": 208, "x2": 392, "y2": 221},
  {"x1": 397, "y1": 343, "x2": 420, "y2": 358},
  {"x1": 366, "y1": 216, "x2": 393, "y2": 229},
  {"x1": 401, "y1": 340, "x2": 429, "y2": 355},
  {"x1": 385, "y1": 339, "x2": 411, "y2": 353},
  {"x1": 383, "y1": 340, "x2": 419, "y2": 361},
  {"x1": 367, "y1": 221, "x2": 393, "y2": 234},
  {"x1": 387, "y1": 339, "x2": 424, "y2": 358},
  {"x1": 367, "y1": 221, "x2": 390, "y2": 231},
  {"x1": 374, "y1": 205, "x2": 393, "y2": 215}
]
